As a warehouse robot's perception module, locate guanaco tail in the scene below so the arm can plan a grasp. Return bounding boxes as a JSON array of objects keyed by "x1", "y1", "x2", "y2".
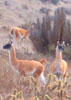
[
  {"x1": 40, "y1": 59, "x2": 48, "y2": 67},
  {"x1": 3, "y1": 41, "x2": 46, "y2": 85},
  {"x1": 51, "y1": 41, "x2": 68, "y2": 81},
  {"x1": 40, "y1": 59, "x2": 47, "y2": 64}
]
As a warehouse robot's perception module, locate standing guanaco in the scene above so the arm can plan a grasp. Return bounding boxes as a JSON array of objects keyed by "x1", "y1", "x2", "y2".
[
  {"x1": 51, "y1": 41, "x2": 68, "y2": 81},
  {"x1": 11, "y1": 27, "x2": 29, "y2": 40},
  {"x1": 3, "y1": 41, "x2": 46, "y2": 85},
  {"x1": 10, "y1": 24, "x2": 32, "y2": 48}
]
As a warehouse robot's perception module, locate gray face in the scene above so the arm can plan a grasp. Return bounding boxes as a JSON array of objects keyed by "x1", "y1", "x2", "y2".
[
  {"x1": 58, "y1": 45, "x2": 64, "y2": 51},
  {"x1": 3, "y1": 42, "x2": 12, "y2": 49}
]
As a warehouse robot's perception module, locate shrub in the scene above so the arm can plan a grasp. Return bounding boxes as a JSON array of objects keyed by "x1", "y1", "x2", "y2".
[{"x1": 51, "y1": 0, "x2": 60, "y2": 5}]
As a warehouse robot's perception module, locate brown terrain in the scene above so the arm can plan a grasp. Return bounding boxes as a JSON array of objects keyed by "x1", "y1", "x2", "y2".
[{"x1": 0, "y1": 0, "x2": 71, "y2": 100}]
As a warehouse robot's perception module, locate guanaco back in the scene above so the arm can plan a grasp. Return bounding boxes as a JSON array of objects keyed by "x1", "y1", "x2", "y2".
[{"x1": 3, "y1": 41, "x2": 46, "y2": 85}]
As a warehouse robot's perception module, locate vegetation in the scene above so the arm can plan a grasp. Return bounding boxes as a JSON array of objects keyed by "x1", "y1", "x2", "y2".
[
  {"x1": 0, "y1": 1, "x2": 71, "y2": 100},
  {"x1": 30, "y1": 7, "x2": 71, "y2": 53},
  {"x1": 8, "y1": 73, "x2": 71, "y2": 100}
]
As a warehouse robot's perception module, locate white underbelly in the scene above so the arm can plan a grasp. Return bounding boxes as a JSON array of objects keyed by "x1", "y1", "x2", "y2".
[
  {"x1": 55, "y1": 62, "x2": 62, "y2": 72},
  {"x1": 26, "y1": 68, "x2": 36, "y2": 76}
]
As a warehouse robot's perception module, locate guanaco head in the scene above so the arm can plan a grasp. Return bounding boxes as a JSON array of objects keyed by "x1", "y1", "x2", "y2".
[
  {"x1": 56, "y1": 41, "x2": 65, "y2": 52},
  {"x1": 3, "y1": 41, "x2": 12, "y2": 50}
]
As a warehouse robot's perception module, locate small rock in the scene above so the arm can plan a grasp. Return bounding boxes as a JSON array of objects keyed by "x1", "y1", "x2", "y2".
[
  {"x1": 4, "y1": 0, "x2": 10, "y2": 6},
  {"x1": 40, "y1": 0, "x2": 48, "y2": 3},
  {"x1": 22, "y1": 5, "x2": 28, "y2": 10}
]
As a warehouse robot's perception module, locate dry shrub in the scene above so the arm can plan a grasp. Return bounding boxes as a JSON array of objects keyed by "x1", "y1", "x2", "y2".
[
  {"x1": 29, "y1": 7, "x2": 71, "y2": 53},
  {"x1": 30, "y1": 11, "x2": 51, "y2": 52}
]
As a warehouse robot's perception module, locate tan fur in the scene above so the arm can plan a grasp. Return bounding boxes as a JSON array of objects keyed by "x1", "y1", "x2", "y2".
[
  {"x1": 8, "y1": 44, "x2": 46, "y2": 84},
  {"x1": 51, "y1": 45, "x2": 68, "y2": 80},
  {"x1": 52, "y1": 59, "x2": 67, "y2": 78},
  {"x1": 10, "y1": 25, "x2": 32, "y2": 50},
  {"x1": 40, "y1": 59, "x2": 48, "y2": 64},
  {"x1": 11, "y1": 27, "x2": 29, "y2": 40}
]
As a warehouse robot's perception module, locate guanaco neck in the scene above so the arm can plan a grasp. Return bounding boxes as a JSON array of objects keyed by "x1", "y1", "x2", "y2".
[
  {"x1": 55, "y1": 47, "x2": 63, "y2": 61},
  {"x1": 9, "y1": 44, "x2": 18, "y2": 69}
]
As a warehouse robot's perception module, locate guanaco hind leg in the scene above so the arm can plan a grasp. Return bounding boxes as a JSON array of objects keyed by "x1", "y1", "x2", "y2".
[
  {"x1": 40, "y1": 73, "x2": 46, "y2": 85},
  {"x1": 33, "y1": 67, "x2": 46, "y2": 85}
]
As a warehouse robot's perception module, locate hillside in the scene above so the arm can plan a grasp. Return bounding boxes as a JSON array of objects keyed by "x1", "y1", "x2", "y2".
[
  {"x1": 0, "y1": 0, "x2": 71, "y2": 27},
  {"x1": 0, "y1": 0, "x2": 71, "y2": 100}
]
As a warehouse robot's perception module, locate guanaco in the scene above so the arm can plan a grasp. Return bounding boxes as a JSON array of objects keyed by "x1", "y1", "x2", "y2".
[
  {"x1": 3, "y1": 41, "x2": 46, "y2": 85},
  {"x1": 51, "y1": 41, "x2": 68, "y2": 81},
  {"x1": 10, "y1": 24, "x2": 32, "y2": 48},
  {"x1": 11, "y1": 27, "x2": 29, "y2": 40}
]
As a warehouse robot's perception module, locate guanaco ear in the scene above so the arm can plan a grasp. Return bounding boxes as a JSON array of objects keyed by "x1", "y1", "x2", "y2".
[
  {"x1": 66, "y1": 43, "x2": 70, "y2": 46},
  {"x1": 57, "y1": 41, "x2": 60, "y2": 46},
  {"x1": 62, "y1": 41, "x2": 66, "y2": 46}
]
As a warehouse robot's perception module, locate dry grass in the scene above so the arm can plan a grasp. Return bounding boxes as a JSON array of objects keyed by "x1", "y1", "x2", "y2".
[
  {"x1": 0, "y1": 0, "x2": 71, "y2": 100},
  {"x1": 0, "y1": 49, "x2": 71, "y2": 100}
]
